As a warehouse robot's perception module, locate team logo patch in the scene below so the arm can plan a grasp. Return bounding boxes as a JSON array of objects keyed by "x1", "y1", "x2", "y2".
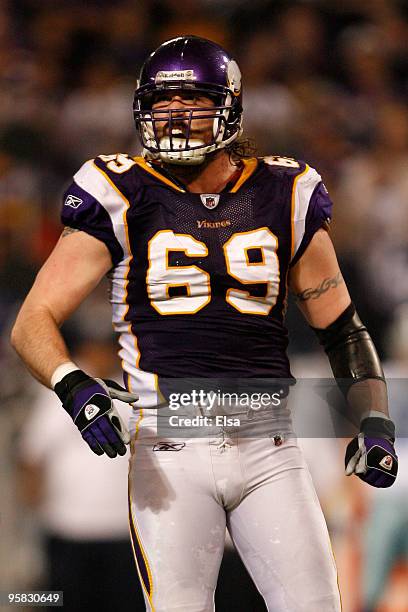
[
  {"x1": 200, "y1": 194, "x2": 220, "y2": 209},
  {"x1": 64, "y1": 194, "x2": 83, "y2": 209},
  {"x1": 155, "y1": 69, "x2": 195, "y2": 83},
  {"x1": 153, "y1": 442, "x2": 186, "y2": 452},
  {"x1": 227, "y1": 60, "x2": 242, "y2": 95},
  {"x1": 84, "y1": 404, "x2": 100, "y2": 420},
  {"x1": 379, "y1": 454, "x2": 393, "y2": 471}
]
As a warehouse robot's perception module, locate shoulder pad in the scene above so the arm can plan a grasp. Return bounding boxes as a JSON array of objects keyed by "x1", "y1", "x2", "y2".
[
  {"x1": 65, "y1": 158, "x2": 131, "y2": 264},
  {"x1": 94, "y1": 153, "x2": 138, "y2": 175},
  {"x1": 90, "y1": 153, "x2": 145, "y2": 204},
  {"x1": 260, "y1": 155, "x2": 307, "y2": 175}
]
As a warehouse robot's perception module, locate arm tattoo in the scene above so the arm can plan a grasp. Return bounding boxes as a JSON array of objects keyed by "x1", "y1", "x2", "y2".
[
  {"x1": 61, "y1": 226, "x2": 80, "y2": 238},
  {"x1": 295, "y1": 271, "x2": 344, "y2": 302}
]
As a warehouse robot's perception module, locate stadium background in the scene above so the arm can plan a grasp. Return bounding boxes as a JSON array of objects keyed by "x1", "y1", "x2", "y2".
[{"x1": 1, "y1": 0, "x2": 408, "y2": 610}]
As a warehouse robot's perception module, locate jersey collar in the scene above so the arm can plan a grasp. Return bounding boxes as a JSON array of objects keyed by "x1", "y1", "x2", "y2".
[
  {"x1": 133, "y1": 157, "x2": 186, "y2": 192},
  {"x1": 133, "y1": 157, "x2": 258, "y2": 194},
  {"x1": 228, "y1": 158, "x2": 258, "y2": 193}
]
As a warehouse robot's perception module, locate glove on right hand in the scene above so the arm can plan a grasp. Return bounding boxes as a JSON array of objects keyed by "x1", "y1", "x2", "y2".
[{"x1": 54, "y1": 370, "x2": 138, "y2": 458}]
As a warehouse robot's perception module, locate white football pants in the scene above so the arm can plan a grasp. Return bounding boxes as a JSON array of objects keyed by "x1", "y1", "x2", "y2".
[{"x1": 128, "y1": 408, "x2": 341, "y2": 612}]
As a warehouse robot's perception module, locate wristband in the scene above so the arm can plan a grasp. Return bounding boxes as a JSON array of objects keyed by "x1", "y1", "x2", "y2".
[
  {"x1": 50, "y1": 362, "x2": 80, "y2": 389},
  {"x1": 360, "y1": 416, "x2": 396, "y2": 442},
  {"x1": 361, "y1": 410, "x2": 391, "y2": 423},
  {"x1": 54, "y1": 370, "x2": 91, "y2": 405}
]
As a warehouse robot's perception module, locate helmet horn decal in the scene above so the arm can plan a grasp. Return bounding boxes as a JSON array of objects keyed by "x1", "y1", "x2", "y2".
[{"x1": 227, "y1": 60, "x2": 241, "y2": 96}]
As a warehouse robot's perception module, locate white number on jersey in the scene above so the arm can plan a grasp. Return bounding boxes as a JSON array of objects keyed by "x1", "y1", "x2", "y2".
[
  {"x1": 98, "y1": 154, "x2": 137, "y2": 174},
  {"x1": 146, "y1": 228, "x2": 280, "y2": 316},
  {"x1": 147, "y1": 231, "x2": 210, "y2": 314},
  {"x1": 262, "y1": 156, "x2": 300, "y2": 168},
  {"x1": 223, "y1": 228, "x2": 279, "y2": 315}
]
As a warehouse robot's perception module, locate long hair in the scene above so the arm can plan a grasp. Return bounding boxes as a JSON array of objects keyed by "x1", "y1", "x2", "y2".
[{"x1": 227, "y1": 137, "x2": 257, "y2": 164}]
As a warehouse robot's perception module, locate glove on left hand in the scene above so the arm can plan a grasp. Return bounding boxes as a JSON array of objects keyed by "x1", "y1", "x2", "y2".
[{"x1": 345, "y1": 416, "x2": 398, "y2": 488}]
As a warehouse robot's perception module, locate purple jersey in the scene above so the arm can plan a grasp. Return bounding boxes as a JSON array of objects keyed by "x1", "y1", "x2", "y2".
[{"x1": 61, "y1": 154, "x2": 332, "y2": 406}]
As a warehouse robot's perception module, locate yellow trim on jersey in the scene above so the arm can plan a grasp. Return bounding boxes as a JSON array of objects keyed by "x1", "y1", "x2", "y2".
[
  {"x1": 133, "y1": 156, "x2": 258, "y2": 194},
  {"x1": 133, "y1": 157, "x2": 185, "y2": 192},
  {"x1": 93, "y1": 162, "x2": 135, "y2": 369},
  {"x1": 229, "y1": 157, "x2": 258, "y2": 193},
  {"x1": 290, "y1": 164, "x2": 310, "y2": 261},
  {"x1": 94, "y1": 161, "x2": 159, "y2": 408},
  {"x1": 92, "y1": 161, "x2": 132, "y2": 252}
]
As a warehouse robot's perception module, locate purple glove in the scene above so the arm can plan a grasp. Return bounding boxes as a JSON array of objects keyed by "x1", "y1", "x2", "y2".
[
  {"x1": 55, "y1": 370, "x2": 138, "y2": 458},
  {"x1": 345, "y1": 417, "x2": 398, "y2": 488}
]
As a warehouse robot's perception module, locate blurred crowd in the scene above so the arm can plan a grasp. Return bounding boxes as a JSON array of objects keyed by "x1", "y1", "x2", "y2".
[
  {"x1": 1, "y1": 0, "x2": 408, "y2": 610},
  {"x1": 0, "y1": 0, "x2": 408, "y2": 355}
]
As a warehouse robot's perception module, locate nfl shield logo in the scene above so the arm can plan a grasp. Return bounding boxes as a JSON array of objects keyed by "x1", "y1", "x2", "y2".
[{"x1": 200, "y1": 194, "x2": 220, "y2": 209}]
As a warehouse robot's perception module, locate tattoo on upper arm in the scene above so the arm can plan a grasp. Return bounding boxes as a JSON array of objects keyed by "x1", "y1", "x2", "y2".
[
  {"x1": 295, "y1": 271, "x2": 344, "y2": 302},
  {"x1": 61, "y1": 226, "x2": 80, "y2": 238}
]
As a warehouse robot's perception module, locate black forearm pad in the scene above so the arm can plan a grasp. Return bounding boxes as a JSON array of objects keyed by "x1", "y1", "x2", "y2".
[{"x1": 311, "y1": 302, "x2": 385, "y2": 393}]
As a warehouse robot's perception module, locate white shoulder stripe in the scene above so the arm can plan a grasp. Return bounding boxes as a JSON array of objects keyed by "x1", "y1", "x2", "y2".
[
  {"x1": 292, "y1": 165, "x2": 322, "y2": 259},
  {"x1": 74, "y1": 160, "x2": 129, "y2": 257}
]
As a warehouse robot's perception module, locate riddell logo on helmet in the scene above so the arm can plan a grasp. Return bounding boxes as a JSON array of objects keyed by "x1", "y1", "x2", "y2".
[{"x1": 155, "y1": 70, "x2": 195, "y2": 83}]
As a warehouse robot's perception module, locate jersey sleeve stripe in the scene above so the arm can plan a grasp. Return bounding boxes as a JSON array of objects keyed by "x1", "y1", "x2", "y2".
[
  {"x1": 290, "y1": 165, "x2": 322, "y2": 260},
  {"x1": 72, "y1": 160, "x2": 130, "y2": 256},
  {"x1": 96, "y1": 167, "x2": 159, "y2": 407},
  {"x1": 74, "y1": 159, "x2": 159, "y2": 405}
]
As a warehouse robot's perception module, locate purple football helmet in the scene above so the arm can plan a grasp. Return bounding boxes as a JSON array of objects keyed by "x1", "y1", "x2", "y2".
[{"x1": 133, "y1": 36, "x2": 243, "y2": 165}]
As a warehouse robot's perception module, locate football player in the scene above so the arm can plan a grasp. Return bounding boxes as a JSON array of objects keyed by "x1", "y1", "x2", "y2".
[{"x1": 11, "y1": 36, "x2": 398, "y2": 611}]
